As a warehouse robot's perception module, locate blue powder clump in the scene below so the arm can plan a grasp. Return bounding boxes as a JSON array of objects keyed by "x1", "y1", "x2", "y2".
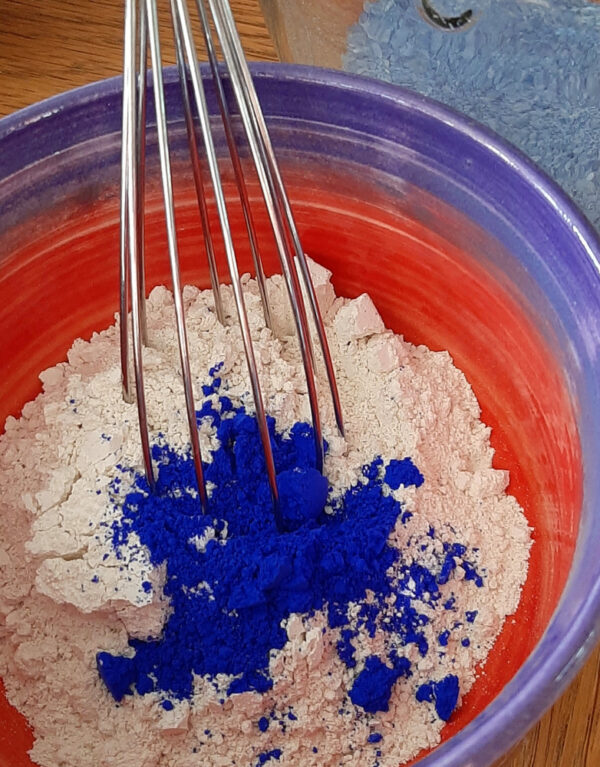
[
  {"x1": 344, "y1": 0, "x2": 600, "y2": 230},
  {"x1": 349, "y1": 656, "x2": 409, "y2": 713},
  {"x1": 258, "y1": 716, "x2": 269, "y2": 733},
  {"x1": 368, "y1": 732, "x2": 383, "y2": 744},
  {"x1": 416, "y1": 674, "x2": 460, "y2": 721},
  {"x1": 257, "y1": 750, "x2": 282, "y2": 765},
  {"x1": 336, "y1": 628, "x2": 358, "y2": 669},
  {"x1": 96, "y1": 367, "x2": 482, "y2": 720},
  {"x1": 384, "y1": 458, "x2": 424, "y2": 490},
  {"x1": 97, "y1": 400, "x2": 411, "y2": 700}
]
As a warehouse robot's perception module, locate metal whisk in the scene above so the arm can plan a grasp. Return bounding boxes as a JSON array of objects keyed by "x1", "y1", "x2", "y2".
[{"x1": 119, "y1": 0, "x2": 344, "y2": 512}]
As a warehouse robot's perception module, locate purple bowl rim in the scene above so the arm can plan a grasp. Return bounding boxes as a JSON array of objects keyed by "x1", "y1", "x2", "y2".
[{"x1": 2, "y1": 62, "x2": 600, "y2": 766}]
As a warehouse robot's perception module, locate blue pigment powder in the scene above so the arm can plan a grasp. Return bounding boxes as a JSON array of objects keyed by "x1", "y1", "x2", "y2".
[
  {"x1": 415, "y1": 675, "x2": 460, "y2": 721},
  {"x1": 97, "y1": 367, "x2": 482, "y2": 724}
]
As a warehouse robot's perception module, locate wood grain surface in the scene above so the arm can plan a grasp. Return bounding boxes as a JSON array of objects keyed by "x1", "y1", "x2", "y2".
[{"x1": 0, "y1": 1, "x2": 598, "y2": 766}]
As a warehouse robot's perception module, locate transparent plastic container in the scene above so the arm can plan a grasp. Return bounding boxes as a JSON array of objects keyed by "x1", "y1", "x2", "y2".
[{"x1": 259, "y1": 0, "x2": 600, "y2": 232}]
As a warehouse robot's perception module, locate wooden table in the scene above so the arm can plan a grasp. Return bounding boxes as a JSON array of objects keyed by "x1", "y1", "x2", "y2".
[{"x1": 0, "y1": 1, "x2": 598, "y2": 765}]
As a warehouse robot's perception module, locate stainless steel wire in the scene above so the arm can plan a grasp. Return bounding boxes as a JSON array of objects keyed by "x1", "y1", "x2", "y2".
[{"x1": 119, "y1": 0, "x2": 344, "y2": 510}]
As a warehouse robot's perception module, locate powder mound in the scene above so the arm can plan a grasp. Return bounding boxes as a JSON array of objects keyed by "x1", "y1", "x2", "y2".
[
  {"x1": 98, "y1": 383, "x2": 429, "y2": 705},
  {"x1": 0, "y1": 262, "x2": 532, "y2": 767}
]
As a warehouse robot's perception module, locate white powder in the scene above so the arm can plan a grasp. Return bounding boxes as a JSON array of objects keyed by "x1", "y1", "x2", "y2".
[{"x1": 0, "y1": 259, "x2": 531, "y2": 767}]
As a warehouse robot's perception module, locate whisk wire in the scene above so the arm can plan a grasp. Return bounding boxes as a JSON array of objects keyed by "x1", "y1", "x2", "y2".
[
  {"x1": 145, "y1": 0, "x2": 208, "y2": 507},
  {"x1": 123, "y1": 0, "x2": 155, "y2": 486},
  {"x1": 136, "y1": 0, "x2": 149, "y2": 347},
  {"x1": 207, "y1": 0, "x2": 326, "y2": 471},
  {"x1": 211, "y1": 0, "x2": 345, "y2": 439},
  {"x1": 172, "y1": 0, "x2": 279, "y2": 508},
  {"x1": 195, "y1": 0, "x2": 273, "y2": 332},
  {"x1": 119, "y1": 83, "x2": 132, "y2": 404},
  {"x1": 171, "y1": 0, "x2": 225, "y2": 325},
  {"x1": 120, "y1": 0, "x2": 344, "y2": 510}
]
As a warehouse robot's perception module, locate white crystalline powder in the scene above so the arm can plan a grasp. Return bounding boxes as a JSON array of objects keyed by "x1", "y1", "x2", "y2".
[{"x1": 0, "y1": 259, "x2": 531, "y2": 767}]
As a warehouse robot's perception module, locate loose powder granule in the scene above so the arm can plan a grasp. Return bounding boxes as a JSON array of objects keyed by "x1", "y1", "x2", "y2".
[{"x1": 0, "y1": 259, "x2": 531, "y2": 767}]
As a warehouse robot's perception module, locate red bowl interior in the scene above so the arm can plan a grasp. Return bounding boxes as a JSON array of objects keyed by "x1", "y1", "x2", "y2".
[{"x1": 0, "y1": 162, "x2": 580, "y2": 766}]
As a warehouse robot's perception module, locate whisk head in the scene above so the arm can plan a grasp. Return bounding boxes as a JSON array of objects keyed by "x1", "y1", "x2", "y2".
[{"x1": 119, "y1": 0, "x2": 344, "y2": 513}]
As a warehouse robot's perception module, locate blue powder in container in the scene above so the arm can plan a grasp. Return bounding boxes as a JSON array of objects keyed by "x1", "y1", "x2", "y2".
[
  {"x1": 349, "y1": 655, "x2": 410, "y2": 713},
  {"x1": 257, "y1": 750, "x2": 282, "y2": 765},
  {"x1": 96, "y1": 367, "x2": 483, "y2": 729},
  {"x1": 384, "y1": 458, "x2": 424, "y2": 490},
  {"x1": 258, "y1": 716, "x2": 270, "y2": 733},
  {"x1": 415, "y1": 675, "x2": 460, "y2": 721}
]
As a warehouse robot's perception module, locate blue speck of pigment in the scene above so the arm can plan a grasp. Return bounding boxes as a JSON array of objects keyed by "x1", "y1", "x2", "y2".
[
  {"x1": 362, "y1": 457, "x2": 383, "y2": 481},
  {"x1": 337, "y1": 628, "x2": 358, "y2": 669},
  {"x1": 384, "y1": 458, "x2": 424, "y2": 490},
  {"x1": 416, "y1": 682, "x2": 433, "y2": 704},
  {"x1": 368, "y1": 732, "x2": 383, "y2": 744},
  {"x1": 258, "y1": 750, "x2": 282, "y2": 765},
  {"x1": 438, "y1": 542, "x2": 472, "y2": 586},
  {"x1": 142, "y1": 581, "x2": 152, "y2": 593},
  {"x1": 258, "y1": 716, "x2": 269, "y2": 733},
  {"x1": 202, "y1": 366, "x2": 223, "y2": 397},
  {"x1": 389, "y1": 650, "x2": 412, "y2": 678},
  {"x1": 438, "y1": 630, "x2": 450, "y2": 647},
  {"x1": 466, "y1": 610, "x2": 478, "y2": 623},
  {"x1": 462, "y1": 638, "x2": 471, "y2": 647},
  {"x1": 416, "y1": 675, "x2": 460, "y2": 721},
  {"x1": 161, "y1": 700, "x2": 174, "y2": 711},
  {"x1": 196, "y1": 399, "x2": 222, "y2": 428},
  {"x1": 462, "y1": 561, "x2": 484, "y2": 587}
]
